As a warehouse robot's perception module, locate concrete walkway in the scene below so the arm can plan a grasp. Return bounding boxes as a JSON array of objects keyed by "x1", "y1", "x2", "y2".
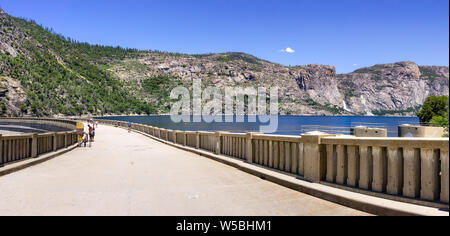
[{"x1": 0, "y1": 124, "x2": 370, "y2": 216}]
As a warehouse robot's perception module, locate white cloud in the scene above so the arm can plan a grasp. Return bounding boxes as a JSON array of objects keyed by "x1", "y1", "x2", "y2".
[
  {"x1": 285, "y1": 47, "x2": 295, "y2": 53},
  {"x1": 281, "y1": 47, "x2": 295, "y2": 54},
  {"x1": 353, "y1": 64, "x2": 358, "y2": 67}
]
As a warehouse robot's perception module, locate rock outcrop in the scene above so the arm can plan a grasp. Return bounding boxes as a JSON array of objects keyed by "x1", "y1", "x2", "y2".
[
  {"x1": 110, "y1": 53, "x2": 448, "y2": 115},
  {"x1": 335, "y1": 62, "x2": 449, "y2": 115},
  {"x1": 0, "y1": 76, "x2": 27, "y2": 116}
]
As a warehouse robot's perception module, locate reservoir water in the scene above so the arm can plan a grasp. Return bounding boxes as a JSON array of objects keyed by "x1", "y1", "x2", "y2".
[{"x1": 98, "y1": 116, "x2": 420, "y2": 137}]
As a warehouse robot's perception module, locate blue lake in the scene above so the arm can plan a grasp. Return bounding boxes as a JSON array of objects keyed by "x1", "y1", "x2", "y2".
[{"x1": 98, "y1": 116, "x2": 420, "y2": 137}]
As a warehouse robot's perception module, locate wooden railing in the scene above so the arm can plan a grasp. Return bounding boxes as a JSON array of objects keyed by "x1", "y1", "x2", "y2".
[
  {"x1": 96, "y1": 119, "x2": 449, "y2": 206},
  {"x1": 0, "y1": 118, "x2": 78, "y2": 167}
]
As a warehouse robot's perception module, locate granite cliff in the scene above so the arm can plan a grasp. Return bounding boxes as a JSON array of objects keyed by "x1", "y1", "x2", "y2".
[{"x1": 110, "y1": 53, "x2": 448, "y2": 116}]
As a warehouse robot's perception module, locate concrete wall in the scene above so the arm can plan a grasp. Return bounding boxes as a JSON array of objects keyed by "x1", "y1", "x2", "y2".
[
  {"x1": 97, "y1": 119, "x2": 450, "y2": 207},
  {"x1": 0, "y1": 118, "x2": 78, "y2": 167},
  {"x1": 399, "y1": 125, "x2": 445, "y2": 138},
  {"x1": 351, "y1": 127, "x2": 388, "y2": 137},
  {"x1": 0, "y1": 122, "x2": 71, "y2": 133},
  {"x1": 0, "y1": 118, "x2": 76, "y2": 131}
]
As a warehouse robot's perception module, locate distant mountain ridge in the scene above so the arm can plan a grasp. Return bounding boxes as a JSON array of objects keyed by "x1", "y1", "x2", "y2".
[{"x1": 0, "y1": 8, "x2": 448, "y2": 117}]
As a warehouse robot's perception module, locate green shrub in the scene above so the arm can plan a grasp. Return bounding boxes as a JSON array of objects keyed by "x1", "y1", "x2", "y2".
[
  {"x1": 20, "y1": 104, "x2": 27, "y2": 113},
  {"x1": 417, "y1": 95, "x2": 449, "y2": 124},
  {"x1": 1, "y1": 102, "x2": 6, "y2": 114},
  {"x1": 417, "y1": 95, "x2": 449, "y2": 137}
]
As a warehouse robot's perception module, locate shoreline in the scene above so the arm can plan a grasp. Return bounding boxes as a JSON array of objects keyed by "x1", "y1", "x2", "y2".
[
  {"x1": 93, "y1": 114, "x2": 420, "y2": 119},
  {"x1": 2, "y1": 113, "x2": 421, "y2": 119}
]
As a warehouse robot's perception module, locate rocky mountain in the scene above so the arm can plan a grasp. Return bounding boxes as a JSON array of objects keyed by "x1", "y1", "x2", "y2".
[
  {"x1": 109, "y1": 52, "x2": 449, "y2": 116},
  {"x1": 0, "y1": 8, "x2": 448, "y2": 117},
  {"x1": 336, "y1": 62, "x2": 449, "y2": 115}
]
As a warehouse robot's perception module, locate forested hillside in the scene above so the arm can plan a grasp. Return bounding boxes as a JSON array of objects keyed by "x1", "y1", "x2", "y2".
[{"x1": 1, "y1": 8, "x2": 155, "y2": 116}]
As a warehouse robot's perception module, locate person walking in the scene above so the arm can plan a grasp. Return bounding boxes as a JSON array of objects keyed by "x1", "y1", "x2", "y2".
[
  {"x1": 91, "y1": 126, "x2": 95, "y2": 142},
  {"x1": 80, "y1": 131, "x2": 89, "y2": 147},
  {"x1": 88, "y1": 124, "x2": 95, "y2": 142},
  {"x1": 128, "y1": 122, "x2": 132, "y2": 133}
]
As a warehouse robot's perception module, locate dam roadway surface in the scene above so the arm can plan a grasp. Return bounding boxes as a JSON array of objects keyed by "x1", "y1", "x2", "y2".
[{"x1": 0, "y1": 124, "x2": 370, "y2": 216}]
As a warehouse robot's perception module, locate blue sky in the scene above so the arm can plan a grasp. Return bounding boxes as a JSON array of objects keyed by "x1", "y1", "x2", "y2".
[{"x1": 1, "y1": 0, "x2": 448, "y2": 73}]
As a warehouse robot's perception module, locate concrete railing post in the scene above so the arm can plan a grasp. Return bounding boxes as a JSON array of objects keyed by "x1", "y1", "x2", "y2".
[
  {"x1": 347, "y1": 145, "x2": 360, "y2": 187},
  {"x1": 53, "y1": 133, "x2": 58, "y2": 152},
  {"x1": 64, "y1": 132, "x2": 68, "y2": 148},
  {"x1": 70, "y1": 132, "x2": 74, "y2": 145},
  {"x1": 420, "y1": 148, "x2": 440, "y2": 201},
  {"x1": 387, "y1": 147, "x2": 403, "y2": 195},
  {"x1": 0, "y1": 134, "x2": 3, "y2": 167},
  {"x1": 183, "y1": 132, "x2": 187, "y2": 146},
  {"x1": 195, "y1": 132, "x2": 200, "y2": 149},
  {"x1": 359, "y1": 146, "x2": 373, "y2": 190},
  {"x1": 31, "y1": 134, "x2": 38, "y2": 158},
  {"x1": 302, "y1": 133, "x2": 335, "y2": 183},
  {"x1": 336, "y1": 145, "x2": 347, "y2": 185},
  {"x1": 325, "y1": 144, "x2": 337, "y2": 183},
  {"x1": 440, "y1": 148, "x2": 449, "y2": 203},
  {"x1": 372, "y1": 146, "x2": 387, "y2": 192},
  {"x1": 215, "y1": 132, "x2": 223, "y2": 155},
  {"x1": 403, "y1": 147, "x2": 421, "y2": 198},
  {"x1": 173, "y1": 131, "x2": 177, "y2": 144},
  {"x1": 245, "y1": 132, "x2": 259, "y2": 163}
]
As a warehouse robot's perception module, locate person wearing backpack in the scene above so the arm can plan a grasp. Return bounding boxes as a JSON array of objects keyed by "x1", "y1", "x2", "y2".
[{"x1": 88, "y1": 124, "x2": 95, "y2": 142}]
